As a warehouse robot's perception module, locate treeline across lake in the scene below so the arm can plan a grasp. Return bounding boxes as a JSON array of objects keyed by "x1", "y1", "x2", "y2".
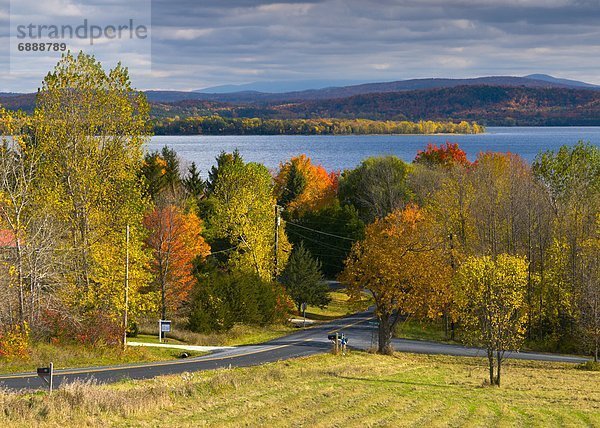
[{"x1": 153, "y1": 116, "x2": 485, "y2": 136}]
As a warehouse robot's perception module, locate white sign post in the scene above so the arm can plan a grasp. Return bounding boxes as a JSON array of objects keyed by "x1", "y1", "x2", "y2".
[{"x1": 158, "y1": 319, "x2": 171, "y2": 343}]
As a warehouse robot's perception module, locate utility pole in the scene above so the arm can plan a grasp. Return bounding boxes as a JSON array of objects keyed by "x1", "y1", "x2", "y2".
[
  {"x1": 123, "y1": 224, "x2": 130, "y2": 350},
  {"x1": 448, "y1": 232, "x2": 455, "y2": 340},
  {"x1": 274, "y1": 205, "x2": 281, "y2": 277}
]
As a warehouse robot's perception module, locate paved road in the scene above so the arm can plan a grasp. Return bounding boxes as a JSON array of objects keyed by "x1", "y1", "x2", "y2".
[{"x1": 0, "y1": 310, "x2": 589, "y2": 391}]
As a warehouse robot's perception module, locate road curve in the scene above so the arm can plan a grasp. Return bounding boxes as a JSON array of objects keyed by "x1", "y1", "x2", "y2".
[{"x1": 0, "y1": 310, "x2": 589, "y2": 391}]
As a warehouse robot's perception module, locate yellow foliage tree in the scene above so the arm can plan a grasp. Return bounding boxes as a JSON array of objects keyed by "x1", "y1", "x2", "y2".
[
  {"x1": 33, "y1": 52, "x2": 152, "y2": 336},
  {"x1": 455, "y1": 254, "x2": 529, "y2": 386},
  {"x1": 209, "y1": 159, "x2": 290, "y2": 280},
  {"x1": 340, "y1": 205, "x2": 452, "y2": 354}
]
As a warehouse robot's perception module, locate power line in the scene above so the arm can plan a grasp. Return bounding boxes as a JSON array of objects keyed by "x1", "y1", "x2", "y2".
[
  {"x1": 206, "y1": 245, "x2": 238, "y2": 256},
  {"x1": 286, "y1": 228, "x2": 350, "y2": 253},
  {"x1": 286, "y1": 221, "x2": 357, "y2": 242}
]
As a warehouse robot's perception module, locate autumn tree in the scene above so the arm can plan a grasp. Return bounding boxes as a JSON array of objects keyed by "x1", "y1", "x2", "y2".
[
  {"x1": 579, "y1": 234, "x2": 600, "y2": 361},
  {"x1": 0, "y1": 109, "x2": 61, "y2": 329},
  {"x1": 144, "y1": 205, "x2": 210, "y2": 319},
  {"x1": 414, "y1": 142, "x2": 470, "y2": 169},
  {"x1": 280, "y1": 242, "x2": 330, "y2": 312},
  {"x1": 340, "y1": 205, "x2": 452, "y2": 354},
  {"x1": 274, "y1": 154, "x2": 337, "y2": 216},
  {"x1": 339, "y1": 156, "x2": 412, "y2": 223},
  {"x1": 34, "y1": 52, "x2": 152, "y2": 339},
  {"x1": 455, "y1": 254, "x2": 529, "y2": 386},
  {"x1": 533, "y1": 142, "x2": 599, "y2": 346},
  {"x1": 206, "y1": 152, "x2": 290, "y2": 280},
  {"x1": 205, "y1": 150, "x2": 243, "y2": 194}
]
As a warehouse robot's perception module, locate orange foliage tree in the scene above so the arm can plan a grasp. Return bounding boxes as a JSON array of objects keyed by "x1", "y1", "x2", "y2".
[
  {"x1": 414, "y1": 142, "x2": 471, "y2": 168},
  {"x1": 340, "y1": 205, "x2": 452, "y2": 354},
  {"x1": 144, "y1": 205, "x2": 210, "y2": 318},
  {"x1": 274, "y1": 154, "x2": 338, "y2": 215}
]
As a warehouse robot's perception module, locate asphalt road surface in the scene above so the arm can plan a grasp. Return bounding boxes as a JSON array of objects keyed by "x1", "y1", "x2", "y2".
[{"x1": 0, "y1": 310, "x2": 589, "y2": 391}]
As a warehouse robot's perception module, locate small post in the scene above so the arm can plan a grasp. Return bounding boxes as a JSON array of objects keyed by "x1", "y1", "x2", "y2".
[
  {"x1": 158, "y1": 319, "x2": 162, "y2": 343},
  {"x1": 37, "y1": 363, "x2": 54, "y2": 393},
  {"x1": 335, "y1": 332, "x2": 339, "y2": 354},
  {"x1": 302, "y1": 302, "x2": 307, "y2": 328},
  {"x1": 49, "y1": 362, "x2": 53, "y2": 394},
  {"x1": 123, "y1": 224, "x2": 130, "y2": 350},
  {"x1": 274, "y1": 205, "x2": 281, "y2": 277}
]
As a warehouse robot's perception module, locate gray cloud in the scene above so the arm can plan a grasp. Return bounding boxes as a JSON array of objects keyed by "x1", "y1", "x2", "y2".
[{"x1": 0, "y1": 0, "x2": 599, "y2": 92}]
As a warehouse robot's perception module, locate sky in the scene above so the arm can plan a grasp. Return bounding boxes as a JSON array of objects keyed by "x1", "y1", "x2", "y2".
[{"x1": 0, "y1": 0, "x2": 599, "y2": 92}]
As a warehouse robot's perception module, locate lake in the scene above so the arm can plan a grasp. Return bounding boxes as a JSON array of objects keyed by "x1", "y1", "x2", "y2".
[{"x1": 148, "y1": 127, "x2": 600, "y2": 175}]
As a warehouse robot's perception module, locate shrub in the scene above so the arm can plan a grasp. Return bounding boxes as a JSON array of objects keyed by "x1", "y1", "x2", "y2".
[
  {"x1": 0, "y1": 323, "x2": 30, "y2": 360},
  {"x1": 37, "y1": 309, "x2": 121, "y2": 346},
  {"x1": 188, "y1": 270, "x2": 289, "y2": 333}
]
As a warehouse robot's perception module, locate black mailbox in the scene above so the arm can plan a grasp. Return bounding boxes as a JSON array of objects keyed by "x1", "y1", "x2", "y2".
[{"x1": 37, "y1": 367, "x2": 51, "y2": 375}]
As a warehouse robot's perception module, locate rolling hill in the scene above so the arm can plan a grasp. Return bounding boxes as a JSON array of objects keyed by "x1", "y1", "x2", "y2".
[{"x1": 2, "y1": 75, "x2": 599, "y2": 126}]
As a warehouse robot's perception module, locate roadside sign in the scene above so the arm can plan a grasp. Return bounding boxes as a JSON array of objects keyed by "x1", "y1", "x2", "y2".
[
  {"x1": 160, "y1": 320, "x2": 171, "y2": 332},
  {"x1": 158, "y1": 320, "x2": 172, "y2": 342}
]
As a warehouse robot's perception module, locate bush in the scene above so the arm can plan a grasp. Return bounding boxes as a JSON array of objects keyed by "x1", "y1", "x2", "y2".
[
  {"x1": 127, "y1": 322, "x2": 139, "y2": 338},
  {"x1": 0, "y1": 323, "x2": 30, "y2": 360},
  {"x1": 188, "y1": 270, "x2": 290, "y2": 333},
  {"x1": 38, "y1": 309, "x2": 122, "y2": 346}
]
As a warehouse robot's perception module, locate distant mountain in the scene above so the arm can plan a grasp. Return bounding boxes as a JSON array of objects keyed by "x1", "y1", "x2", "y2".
[
  {"x1": 524, "y1": 74, "x2": 599, "y2": 89},
  {"x1": 195, "y1": 79, "x2": 368, "y2": 94},
  {"x1": 7, "y1": 74, "x2": 596, "y2": 107},
  {"x1": 191, "y1": 75, "x2": 600, "y2": 103},
  {"x1": 271, "y1": 85, "x2": 600, "y2": 126},
  {"x1": 3, "y1": 75, "x2": 600, "y2": 126},
  {"x1": 153, "y1": 85, "x2": 600, "y2": 126},
  {"x1": 0, "y1": 93, "x2": 36, "y2": 113}
]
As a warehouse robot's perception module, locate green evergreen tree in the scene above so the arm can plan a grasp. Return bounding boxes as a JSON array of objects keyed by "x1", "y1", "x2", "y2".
[
  {"x1": 280, "y1": 243, "x2": 330, "y2": 312},
  {"x1": 279, "y1": 162, "x2": 307, "y2": 208},
  {"x1": 183, "y1": 162, "x2": 205, "y2": 200}
]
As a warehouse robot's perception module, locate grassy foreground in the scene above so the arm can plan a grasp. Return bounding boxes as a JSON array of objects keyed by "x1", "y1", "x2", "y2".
[{"x1": 1, "y1": 352, "x2": 599, "y2": 427}]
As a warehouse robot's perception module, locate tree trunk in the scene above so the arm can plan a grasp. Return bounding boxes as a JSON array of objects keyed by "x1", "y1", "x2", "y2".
[
  {"x1": 496, "y1": 351, "x2": 502, "y2": 387},
  {"x1": 161, "y1": 277, "x2": 167, "y2": 321},
  {"x1": 488, "y1": 350, "x2": 495, "y2": 385},
  {"x1": 15, "y1": 236, "x2": 25, "y2": 327},
  {"x1": 377, "y1": 314, "x2": 393, "y2": 355},
  {"x1": 444, "y1": 312, "x2": 449, "y2": 340}
]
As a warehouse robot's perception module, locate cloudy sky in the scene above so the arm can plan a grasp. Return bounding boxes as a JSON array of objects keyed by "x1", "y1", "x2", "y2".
[{"x1": 1, "y1": 0, "x2": 599, "y2": 92}]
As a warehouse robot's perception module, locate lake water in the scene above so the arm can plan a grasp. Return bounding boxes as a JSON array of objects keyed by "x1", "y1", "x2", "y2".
[{"x1": 148, "y1": 127, "x2": 600, "y2": 175}]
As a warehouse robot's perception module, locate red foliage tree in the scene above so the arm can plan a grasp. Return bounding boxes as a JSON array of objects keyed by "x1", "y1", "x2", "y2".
[
  {"x1": 144, "y1": 206, "x2": 211, "y2": 318},
  {"x1": 414, "y1": 142, "x2": 471, "y2": 168}
]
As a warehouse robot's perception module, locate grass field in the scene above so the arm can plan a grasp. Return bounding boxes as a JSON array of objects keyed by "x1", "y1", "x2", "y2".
[
  {"x1": 304, "y1": 289, "x2": 373, "y2": 321},
  {"x1": 0, "y1": 342, "x2": 203, "y2": 374},
  {"x1": 148, "y1": 323, "x2": 297, "y2": 347},
  {"x1": 394, "y1": 319, "x2": 451, "y2": 342},
  {"x1": 1, "y1": 352, "x2": 599, "y2": 427}
]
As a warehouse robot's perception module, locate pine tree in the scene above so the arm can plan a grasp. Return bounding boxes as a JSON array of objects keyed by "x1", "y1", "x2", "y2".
[
  {"x1": 183, "y1": 162, "x2": 205, "y2": 200},
  {"x1": 280, "y1": 243, "x2": 330, "y2": 312}
]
